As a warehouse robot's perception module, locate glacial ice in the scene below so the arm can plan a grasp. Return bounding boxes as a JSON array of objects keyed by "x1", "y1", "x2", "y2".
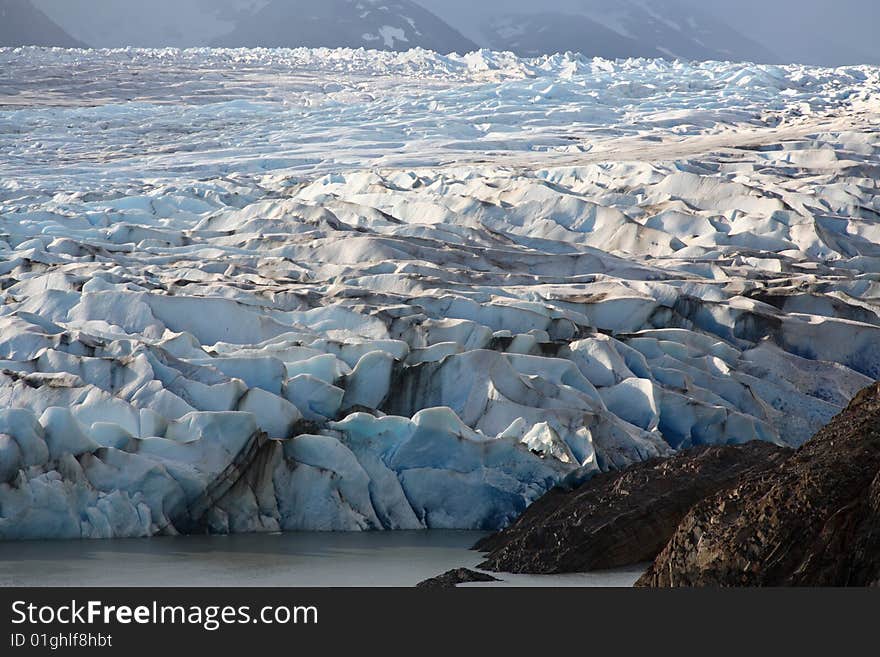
[{"x1": 0, "y1": 47, "x2": 879, "y2": 538}]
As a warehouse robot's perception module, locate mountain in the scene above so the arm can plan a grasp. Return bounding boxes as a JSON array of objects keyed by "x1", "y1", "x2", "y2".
[
  {"x1": 480, "y1": 0, "x2": 778, "y2": 62},
  {"x1": 421, "y1": 0, "x2": 880, "y2": 65},
  {"x1": 32, "y1": 0, "x2": 272, "y2": 48},
  {"x1": 212, "y1": 0, "x2": 477, "y2": 52},
  {"x1": 680, "y1": 0, "x2": 880, "y2": 66},
  {"x1": 33, "y1": 0, "x2": 477, "y2": 52},
  {"x1": 482, "y1": 12, "x2": 663, "y2": 60},
  {"x1": 20, "y1": 0, "x2": 880, "y2": 64},
  {"x1": 0, "y1": 0, "x2": 84, "y2": 47}
]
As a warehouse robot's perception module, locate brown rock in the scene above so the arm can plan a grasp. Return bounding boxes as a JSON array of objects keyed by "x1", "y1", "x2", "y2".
[
  {"x1": 416, "y1": 568, "x2": 500, "y2": 589},
  {"x1": 639, "y1": 382, "x2": 880, "y2": 587},
  {"x1": 476, "y1": 442, "x2": 791, "y2": 574}
]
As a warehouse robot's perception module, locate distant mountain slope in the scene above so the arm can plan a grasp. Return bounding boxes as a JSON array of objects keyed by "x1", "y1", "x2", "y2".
[
  {"x1": 0, "y1": 0, "x2": 84, "y2": 47},
  {"x1": 483, "y1": 12, "x2": 664, "y2": 59},
  {"x1": 32, "y1": 0, "x2": 271, "y2": 48},
  {"x1": 681, "y1": 0, "x2": 880, "y2": 66},
  {"x1": 211, "y1": 0, "x2": 477, "y2": 53},
  {"x1": 602, "y1": 0, "x2": 778, "y2": 62},
  {"x1": 483, "y1": 0, "x2": 778, "y2": 62}
]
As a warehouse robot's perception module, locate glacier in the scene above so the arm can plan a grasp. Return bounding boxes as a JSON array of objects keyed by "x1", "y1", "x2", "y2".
[{"x1": 0, "y1": 47, "x2": 879, "y2": 539}]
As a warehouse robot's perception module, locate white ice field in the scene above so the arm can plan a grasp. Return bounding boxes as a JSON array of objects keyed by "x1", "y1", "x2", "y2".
[{"x1": 0, "y1": 47, "x2": 879, "y2": 539}]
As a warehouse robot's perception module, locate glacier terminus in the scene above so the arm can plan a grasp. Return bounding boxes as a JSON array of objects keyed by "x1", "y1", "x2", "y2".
[{"x1": 0, "y1": 47, "x2": 879, "y2": 539}]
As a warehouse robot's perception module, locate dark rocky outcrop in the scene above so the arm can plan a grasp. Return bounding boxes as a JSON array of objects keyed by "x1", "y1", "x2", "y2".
[
  {"x1": 416, "y1": 568, "x2": 500, "y2": 589},
  {"x1": 639, "y1": 382, "x2": 880, "y2": 587},
  {"x1": 477, "y1": 442, "x2": 791, "y2": 574}
]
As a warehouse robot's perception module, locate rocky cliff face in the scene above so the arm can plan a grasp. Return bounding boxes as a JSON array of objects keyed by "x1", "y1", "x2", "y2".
[
  {"x1": 639, "y1": 382, "x2": 880, "y2": 587},
  {"x1": 477, "y1": 442, "x2": 791, "y2": 574}
]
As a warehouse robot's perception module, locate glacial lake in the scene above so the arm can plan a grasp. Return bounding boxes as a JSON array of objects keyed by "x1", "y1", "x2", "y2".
[{"x1": 0, "y1": 531, "x2": 643, "y2": 587}]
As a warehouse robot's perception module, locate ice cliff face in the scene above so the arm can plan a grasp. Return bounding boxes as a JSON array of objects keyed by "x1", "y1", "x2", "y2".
[{"x1": 1, "y1": 48, "x2": 879, "y2": 539}]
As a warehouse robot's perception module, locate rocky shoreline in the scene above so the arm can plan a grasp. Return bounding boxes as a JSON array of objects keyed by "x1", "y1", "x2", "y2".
[{"x1": 476, "y1": 383, "x2": 880, "y2": 587}]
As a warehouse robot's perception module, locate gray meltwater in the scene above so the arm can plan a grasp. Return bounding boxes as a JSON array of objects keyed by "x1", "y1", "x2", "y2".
[{"x1": 0, "y1": 532, "x2": 641, "y2": 587}]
